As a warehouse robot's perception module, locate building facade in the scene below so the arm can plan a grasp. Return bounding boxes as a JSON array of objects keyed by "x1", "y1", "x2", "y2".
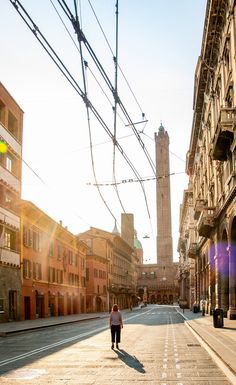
[
  {"x1": 180, "y1": 0, "x2": 236, "y2": 319},
  {"x1": 21, "y1": 200, "x2": 87, "y2": 320},
  {"x1": 0, "y1": 83, "x2": 23, "y2": 322},
  {"x1": 178, "y1": 183, "x2": 196, "y2": 309},
  {"x1": 79, "y1": 214, "x2": 140, "y2": 312}
]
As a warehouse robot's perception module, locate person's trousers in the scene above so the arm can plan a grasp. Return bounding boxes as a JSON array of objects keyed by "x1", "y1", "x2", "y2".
[{"x1": 111, "y1": 325, "x2": 121, "y2": 343}]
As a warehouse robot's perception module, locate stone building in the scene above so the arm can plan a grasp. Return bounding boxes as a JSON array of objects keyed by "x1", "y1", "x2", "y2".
[
  {"x1": 21, "y1": 200, "x2": 87, "y2": 319},
  {"x1": 180, "y1": 0, "x2": 236, "y2": 319},
  {"x1": 0, "y1": 83, "x2": 23, "y2": 322},
  {"x1": 178, "y1": 183, "x2": 195, "y2": 309}
]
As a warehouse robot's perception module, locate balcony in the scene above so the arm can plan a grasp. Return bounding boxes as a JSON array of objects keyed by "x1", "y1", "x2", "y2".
[
  {"x1": 0, "y1": 165, "x2": 21, "y2": 193},
  {"x1": 197, "y1": 211, "x2": 215, "y2": 238},
  {"x1": 0, "y1": 122, "x2": 22, "y2": 156},
  {"x1": 194, "y1": 199, "x2": 207, "y2": 220},
  {"x1": 178, "y1": 238, "x2": 186, "y2": 253},
  {"x1": 187, "y1": 242, "x2": 198, "y2": 259},
  {"x1": 0, "y1": 247, "x2": 20, "y2": 266},
  {"x1": 0, "y1": 207, "x2": 20, "y2": 230},
  {"x1": 211, "y1": 108, "x2": 235, "y2": 161}
]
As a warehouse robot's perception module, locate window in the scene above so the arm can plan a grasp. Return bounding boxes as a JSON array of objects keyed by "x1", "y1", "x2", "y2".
[
  {"x1": 0, "y1": 299, "x2": 4, "y2": 313},
  {"x1": 57, "y1": 244, "x2": 62, "y2": 260},
  {"x1": 48, "y1": 241, "x2": 53, "y2": 257},
  {"x1": 75, "y1": 254, "x2": 78, "y2": 266},
  {"x1": 69, "y1": 273, "x2": 74, "y2": 285},
  {"x1": 8, "y1": 110, "x2": 18, "y2": 138},
  {"x1": 23, "y1": 227, "x2": 33, "y2": 247},
  {"x1": 0, "y1": 100, "x2": 6, "y2": 125},
  {"x1": 68, "y1": 250, "x2": 73, "y2": 265},
  {"x1": 4, "y1": 228, "x2": 16, "y2": 250},
  {"x1": 48, "y1": 267, "x2": 56, "y2": 282},
  {"x1": 6, "y1": 156, "x2": 13, "y2": 172},
  {"x1": 33, "y1": 231, "x2": 41, "y2": 252},
  {"x1": 57, "y1": 269, "x2": 63, "y2": 284},
  {"x1": 23, "y1": 259, "x2": 32, "y2": 278},
  {"x1": 5, "y1": 193, "x2": 13, "y2": 205},
  {"x1": 33, "y1": 262, "x2": 42, "y2": 280},
  {"x1": 86, "y1": 268, "x2": 89, "y2": 281},
  {"x1": 81, "y1": 257, "x2": 85, "y2": 269},
  {"x1": 94, "y1": 268, "x2": 98, "y2": 278}
]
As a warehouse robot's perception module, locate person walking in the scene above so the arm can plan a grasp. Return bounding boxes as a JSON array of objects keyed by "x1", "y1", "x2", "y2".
[{"x1": 109, "y1": 304, "x2": 123, "y2": 349}]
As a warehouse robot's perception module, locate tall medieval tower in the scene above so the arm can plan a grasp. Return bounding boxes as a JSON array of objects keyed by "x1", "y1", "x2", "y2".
[
  {"x1": 136, "y1": 123, "x2": 179, "y2": 305},
  {"x1": 155, "y1": 123, "x2": 173, "y2": 266}
]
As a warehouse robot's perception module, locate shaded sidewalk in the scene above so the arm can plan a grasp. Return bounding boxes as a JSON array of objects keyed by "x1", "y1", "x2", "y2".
[
  {"x1": 0, "y1": 308, "x2": 136, "y2": 337},
  {"x1": 177, "y1": 308, "x2": 236, "y2": 383},
  {"x1": 0, "y1": 312, "x2": 110, "y2": 337}
]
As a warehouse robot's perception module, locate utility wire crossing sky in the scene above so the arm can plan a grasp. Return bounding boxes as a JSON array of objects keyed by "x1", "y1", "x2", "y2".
[{"x1": 1, "y1": 0, "x2": 207, "y2": 262}]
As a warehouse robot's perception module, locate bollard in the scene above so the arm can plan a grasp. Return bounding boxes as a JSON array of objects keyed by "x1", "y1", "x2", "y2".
[{"x1": 213, "y1": 308, "x2": 224, "y2": 328}]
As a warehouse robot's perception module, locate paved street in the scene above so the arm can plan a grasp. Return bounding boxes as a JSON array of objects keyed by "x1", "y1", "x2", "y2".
[{"x1": 0, "y1": 305, "x2": 232, "y2": 384}]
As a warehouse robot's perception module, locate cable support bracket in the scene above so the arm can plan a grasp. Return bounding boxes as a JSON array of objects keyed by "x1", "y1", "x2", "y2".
[
  {"x1": 72, "y1": 18, "x2": 86, "y2": 43},
  {"x1": 82, "y1": 95, "x2": 90, "y2": 108}
]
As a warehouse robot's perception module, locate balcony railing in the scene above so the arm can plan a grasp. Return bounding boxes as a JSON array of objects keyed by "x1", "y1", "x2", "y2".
[
  {"x1": 197, "y1": 210, "x2": 215, "y2": 238},
  {"x1": 194, "y1": 199, "x2": 207, "y2": 220},
  {"x1": 211, "y1": 107, "x2": 235, "y2": 161},
  {"x1": 0, "y1": 247, "x2": 20, "y2": 266},
  {"x1": 187, "y1": 242, "x2": 198, "y2": 259},
  {"x1": 0, "y1": 207, "x2": 20, "y2": 229}
]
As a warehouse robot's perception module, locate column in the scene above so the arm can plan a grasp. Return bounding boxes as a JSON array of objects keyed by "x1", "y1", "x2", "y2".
[{"x1": 228, "y1": 245, "x2": 236, "y2": 319}]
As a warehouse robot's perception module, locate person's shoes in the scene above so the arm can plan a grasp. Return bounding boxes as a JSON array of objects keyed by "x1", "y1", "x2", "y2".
[
  {"x1": 111, "y1": 344, "x2": 114, "y2": 349},
  {"x1": 116, "y1": 344, "x2": 119, "y2": 349}
]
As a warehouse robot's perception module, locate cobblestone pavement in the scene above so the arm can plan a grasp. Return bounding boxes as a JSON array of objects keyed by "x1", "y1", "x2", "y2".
[{"x1": 0, "y1": 306, "x2": 233, "y2": 384}]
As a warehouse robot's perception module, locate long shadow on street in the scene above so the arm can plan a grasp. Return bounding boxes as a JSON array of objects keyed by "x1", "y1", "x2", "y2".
[{"x1": 113, "y1": 348, "x2": 145, "y2": 373}]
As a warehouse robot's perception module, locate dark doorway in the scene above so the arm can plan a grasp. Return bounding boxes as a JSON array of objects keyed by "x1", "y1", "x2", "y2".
[
  {"x1": 9, "y1": 290, "x2": 17, "y2": 320},
  {"x1": 24, "y1": 296, "x2": 31, "y2": 320}
]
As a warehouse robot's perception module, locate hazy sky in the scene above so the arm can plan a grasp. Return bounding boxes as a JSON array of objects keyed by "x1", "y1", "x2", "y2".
[{"x1": 1, "y1": 1, "x2": 206, "y2": 262}]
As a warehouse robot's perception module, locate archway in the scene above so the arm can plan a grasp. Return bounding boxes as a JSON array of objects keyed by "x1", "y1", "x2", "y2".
[{"x1": 95, "y1": 296, "x2": 102, "y2": 312}]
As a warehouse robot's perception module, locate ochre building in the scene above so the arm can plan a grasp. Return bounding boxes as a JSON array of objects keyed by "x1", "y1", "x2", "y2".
[{"x1": 21, "y1": 200, "x2": 87, "y2": 320}]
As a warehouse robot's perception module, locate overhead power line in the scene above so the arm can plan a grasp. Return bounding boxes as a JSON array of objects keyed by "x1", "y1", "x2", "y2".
[
  {"x1": 87, "y1": 0, "x2": 145, "y2": 117},
  {"x1": 9, "y1": 0, "x2": 155, "y2": 237},
  {"x1": 55, "y1": 0, "x2": 156, "y2": 176},
  {"x1": 87, "y1": 172, "x2": 186, "y2": 186}
]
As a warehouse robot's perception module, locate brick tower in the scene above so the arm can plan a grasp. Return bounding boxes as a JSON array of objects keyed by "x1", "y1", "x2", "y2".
[{"x1": 155, "y1": 123, "x2": 173, "y2": 265}]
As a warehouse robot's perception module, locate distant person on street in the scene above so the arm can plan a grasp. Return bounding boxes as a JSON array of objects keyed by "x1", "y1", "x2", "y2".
[{"x1": 109, "y1": 304, "x2": 123, "y2": 349}]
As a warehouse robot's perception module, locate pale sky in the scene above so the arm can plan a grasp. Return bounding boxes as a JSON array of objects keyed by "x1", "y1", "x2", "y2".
[{"x1": 1, "y1": 1, "x2": 206, "y2": 262}]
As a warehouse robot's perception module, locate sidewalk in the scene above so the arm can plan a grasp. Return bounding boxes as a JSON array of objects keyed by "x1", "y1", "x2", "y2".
[
  {"x1": 0, "y1": 308, "x2": 135, "y2": 337},
  {"x1": 0, "y1": 312, "x2": 110, "y2": 337},
  {"x1": 177, "y1": 308, "x2": 236, "y2": 383}
]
